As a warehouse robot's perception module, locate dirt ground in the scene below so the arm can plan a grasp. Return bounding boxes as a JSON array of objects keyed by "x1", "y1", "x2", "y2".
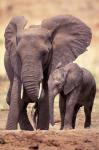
[{"x1": 0, "y1": 129, "x2": 99, "y2": 150}]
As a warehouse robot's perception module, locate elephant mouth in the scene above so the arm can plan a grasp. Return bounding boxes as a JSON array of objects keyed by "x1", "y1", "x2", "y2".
[{"x1": 21, "y1": 81, "x2": 43, "y2": 101}]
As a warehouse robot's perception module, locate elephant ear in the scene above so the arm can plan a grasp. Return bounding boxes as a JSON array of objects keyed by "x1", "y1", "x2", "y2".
[
  {"x1": 63, "y1": 63, "x2": 83, "y2": 95},
  {"x1": 41, "y1": 15, "x2": 92, "y2": 71},
  {"x1": 4, "y1": 16, "x2": 27, "y2": 52}
]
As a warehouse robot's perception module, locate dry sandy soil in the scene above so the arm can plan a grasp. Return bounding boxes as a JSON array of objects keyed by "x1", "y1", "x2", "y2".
[{"x1": 0, "y1": 129, "x2": 99, "y2": 150}]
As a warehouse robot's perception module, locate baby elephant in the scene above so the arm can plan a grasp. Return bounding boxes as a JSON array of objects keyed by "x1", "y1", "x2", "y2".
[{"x1": 48, "y1": 63, "x2": 96, "y2": 129}]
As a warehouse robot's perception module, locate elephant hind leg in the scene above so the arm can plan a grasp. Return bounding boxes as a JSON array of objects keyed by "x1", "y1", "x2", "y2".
[
  {"x1": 84, "y1": 86, "x2": 96, "y2": 128},
  {"x1": 84, "y1": 100, "x2": 94, "y2": 128},
  {"x1": 84, "y1": 104, "x2": 93, "y2": 128}
]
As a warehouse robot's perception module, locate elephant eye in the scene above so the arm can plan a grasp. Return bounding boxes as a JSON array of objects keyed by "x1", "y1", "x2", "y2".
[
  {"x1": 55, "y1": 81, "x2": 59, "y2": 87},
  {"x1": 41, "y1": 48, "x2": 48, "y2": 55}
]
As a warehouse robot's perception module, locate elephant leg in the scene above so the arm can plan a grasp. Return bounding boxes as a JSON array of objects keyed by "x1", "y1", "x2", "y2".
[
  {"x1": 19, "y1": 102, "x2": 33, "y2": 131},
  {"x1": 84, "y1": 87, "x2": 95, "y2": 128},
  {"x1": 6, "y1": 83, "x2": 13, "y2": 105},
  {"x1": 72, "y1": 104, "x2": 80, "y2": 129},
  {"x1": 84, "y1": 104, "x2": 93, "y2": 128},
  {"x1": 4, "y1": 51, "x2": 14, "y2": 105},
  {"x1": 37, "y1": 82, "x2": 49, "y2": 130},
  {"x1": 5, "y1": 51, "x2": 21, "y2": 130},
  {"x1": 59, "y1": 92, "x2": 66, "y2": 130},
  {"x1": 64, "y1": 86, "x2": 81, "y2": 129},
  {"x1": 18, "y1": 89, "x2": 34, "y2": 130},
  {"x1": 6, "y1": 77, "x2": 21, "y2": 130}
]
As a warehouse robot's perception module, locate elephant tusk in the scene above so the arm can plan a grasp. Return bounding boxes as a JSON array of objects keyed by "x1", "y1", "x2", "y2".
[
  {"x1": 21, "y1": 84, "x2": 23, "y2": 99},
  {"x1": 38, "y1": 82, "x2": 42, "y2": 99}
]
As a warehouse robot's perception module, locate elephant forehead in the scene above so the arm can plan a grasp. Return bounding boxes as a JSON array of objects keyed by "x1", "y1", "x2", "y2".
[
  {"x1": 52, "y1": 70, "x2": 64, "y2": 82},
  {"x1": 17, "y1": 38, "x2": 44, "y2": 50},
  {"x1": 22, "y1": 27, "x2": 50, "y2": 39}
]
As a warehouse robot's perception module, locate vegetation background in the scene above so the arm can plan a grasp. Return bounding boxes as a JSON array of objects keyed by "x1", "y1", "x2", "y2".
[{"x1": 0, "y1": 0, "x2": 99, "y2": 110}]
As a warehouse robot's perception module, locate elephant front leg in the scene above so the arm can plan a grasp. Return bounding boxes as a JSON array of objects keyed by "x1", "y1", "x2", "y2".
[
  {"x1": 6, "y1": 77, "x2": 21, "y2": 130},
  {"x1": 37, "y1": 84, "x2": 49, "y2": 130},
  {"x1": 6, "y1": 82, "x2": 13, "y2": 105},
  {"x1": 64, "y1": 86, "x2": 80, "y2": 130},
  {"x1": 19, "y1": 102, "x2": 34, "y2": 131},
  {"x1": 18, "y1": 89, "x2": 34, "y2": 131},
  {"x1": 72, "y1": 104, "x2": 80, "y2": 129},
  {"x1": 59, "y1": 93, "x2": 66, "y2": 130}
]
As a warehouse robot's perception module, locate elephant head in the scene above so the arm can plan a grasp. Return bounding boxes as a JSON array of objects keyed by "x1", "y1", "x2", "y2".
[
  {"x1": 4, "y1": 16, "x2": 52, "y2": 101},
  {"x1": 4, "y1": 15, "x2": 92, "y2": 129}
]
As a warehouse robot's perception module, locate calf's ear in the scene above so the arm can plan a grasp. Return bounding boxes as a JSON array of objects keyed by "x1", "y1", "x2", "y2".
[{"x1": 63, "y1": 67, "x2": 83, "y2": 95}]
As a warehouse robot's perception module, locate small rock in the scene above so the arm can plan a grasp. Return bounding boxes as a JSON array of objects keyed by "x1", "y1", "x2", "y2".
[
  {"x1": 0, "y1": 138, "x2": 6, "y2": 144},
  {"x1": 84, "y1": 139, "x2": 91, "y2": 143},
  {"x1": 29, "y1": 143, "x2": 39, "y2": 150},
  {"x1": 75, "y1": 148, "x2": 82, "y2": 150}
]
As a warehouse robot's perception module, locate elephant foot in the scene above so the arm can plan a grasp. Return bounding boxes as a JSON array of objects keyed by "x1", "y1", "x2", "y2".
[
  {"x1": 72, "y1": 125, "x2": 75, "y2": 129},
  {"x1": 84, "y1": 123, "x2": 91, "y2": 128},
  {"x1": 49, "y1": 123, "x2": 54, "y2": 130},
  {"x1": 6, "y1": 124, "x2": 17, "y2": 130},
  {"x1": 84, "y1": 126, "x2": 91, "y2": 129},
  {"x1": 60, "y1": 125, "x2": 64, "y2": 130},
  {"x1": 64, "y1": 124, "x2": 73, "y2": 130},
  {"x1": 50, "y1": 121, "x2": 55, "y2": 126}
]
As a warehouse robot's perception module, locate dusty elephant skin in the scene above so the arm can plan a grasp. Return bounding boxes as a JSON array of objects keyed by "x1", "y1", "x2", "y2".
[
  {"x1": 48, "y1": 63, "x2": 96, "y2": 129},
  {"x1": 4, "y1": 15, "x2": 92, "y2": 130}
]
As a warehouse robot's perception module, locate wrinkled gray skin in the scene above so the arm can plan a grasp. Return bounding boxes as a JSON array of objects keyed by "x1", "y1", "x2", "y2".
[
  {"x1": 4, "y1": 15, "x2": 92, "y2": 130},
  {"x1": 48, "y1": 63, "x2": 96, "y2": 129}
]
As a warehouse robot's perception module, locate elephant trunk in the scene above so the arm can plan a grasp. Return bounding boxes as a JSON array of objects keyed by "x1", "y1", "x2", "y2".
[{"x1": 21, "y1": 62, "x2": 43, "y2": 101}]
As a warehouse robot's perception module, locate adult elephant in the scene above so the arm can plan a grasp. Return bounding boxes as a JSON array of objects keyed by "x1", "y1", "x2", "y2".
[{"x1": 4, "y1": 15, "x2": 92, "y2": 130}]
